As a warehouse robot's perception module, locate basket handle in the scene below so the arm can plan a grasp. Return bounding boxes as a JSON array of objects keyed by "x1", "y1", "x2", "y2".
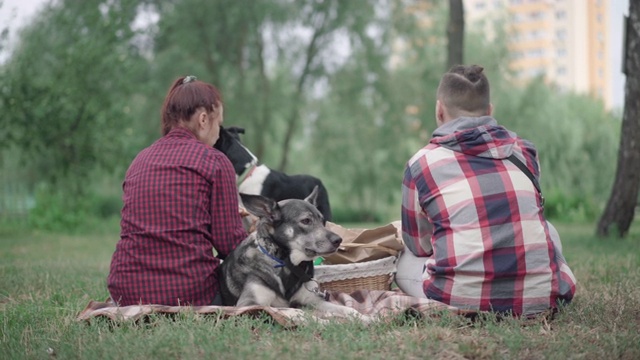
[{"x1": 338, "y1": 242, "x2": 399, "y2": 256}]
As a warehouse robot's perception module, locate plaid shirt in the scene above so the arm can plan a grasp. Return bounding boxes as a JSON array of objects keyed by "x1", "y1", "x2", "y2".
[
  {"x1": 108, "y1": 128, "x2": 247, "y2": 306},
  {"x1": 401, "y1": 117, "x2": 576, "y2": 316}
]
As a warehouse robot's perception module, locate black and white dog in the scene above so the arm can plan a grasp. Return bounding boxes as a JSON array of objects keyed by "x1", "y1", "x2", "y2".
[
  {"x1": 219, "y1": 188, "x2": 370, "y2": 322},
  {"x1": 214, "y1": 126, "x2": 333, "y2": 222}
]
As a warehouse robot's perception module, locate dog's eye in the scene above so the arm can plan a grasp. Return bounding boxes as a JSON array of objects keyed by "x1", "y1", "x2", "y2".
[{"x1": 300, "y1": 218, "x2": 312, "y2": 225}]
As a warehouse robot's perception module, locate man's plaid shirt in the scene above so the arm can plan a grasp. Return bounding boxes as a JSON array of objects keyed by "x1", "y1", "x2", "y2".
[
  {"x1": 108, "y1": 128, "x2": 247, "y2": 306},
  {"x1": 401, "y1": 117, "x2": 576, "y2": 316}
]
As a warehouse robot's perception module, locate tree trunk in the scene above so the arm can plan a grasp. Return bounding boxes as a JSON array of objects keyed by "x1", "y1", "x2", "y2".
[
  {"x1": 277, "y1": 7, "x2": 329, "y2": 172},
  {"x1": 254, "y1": 27, "x2": 271, "y2": 161},
  {"x1": 447, "y1": 0, "x2": 464, "y2": 69},
  {"x1": 596, "y1": 1, "x2": 640, "y2": 238}
]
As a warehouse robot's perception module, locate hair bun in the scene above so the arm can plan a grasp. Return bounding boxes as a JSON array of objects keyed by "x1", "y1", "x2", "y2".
[
  {"x1": 465, "y1": 65, "x2": 484, "y2": 82},
  {"x1": 182, "y1": 75, "x2": 198, "y2": 84}
]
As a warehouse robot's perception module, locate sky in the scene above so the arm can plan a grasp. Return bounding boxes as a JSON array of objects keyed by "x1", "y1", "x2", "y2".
[
  {"x1": 609, "y1": 0, "x2": 630, "y2": 109},
  {"x1": 0, "y1": 0, "x2": 44, "y2": 33},
  {"x1": 0, "y1": 0, "x2": 631, "y2": 109}
]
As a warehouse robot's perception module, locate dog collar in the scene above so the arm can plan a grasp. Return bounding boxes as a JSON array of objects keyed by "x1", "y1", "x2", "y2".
[
  {"x1": 284, "y1": 258, "x2": 328, "y2": 300},
  {"x1": 237, "y1": 163, "x2": 258, "y2": 186},
  {"x1": 258, "y1": 245, "x2": 286, "y2": 268}
]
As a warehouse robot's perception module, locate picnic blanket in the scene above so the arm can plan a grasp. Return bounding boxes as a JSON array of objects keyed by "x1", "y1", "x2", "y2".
[{"x1": 77, "y1": 289, "x2": 474, "y2": 328}]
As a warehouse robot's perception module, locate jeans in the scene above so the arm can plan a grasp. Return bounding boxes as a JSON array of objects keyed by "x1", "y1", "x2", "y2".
[{"x1": 395, "y1": 249, "x2": 429, "y2": 298}]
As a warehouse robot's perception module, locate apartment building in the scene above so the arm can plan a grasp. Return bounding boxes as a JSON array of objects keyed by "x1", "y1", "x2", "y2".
[{"x1": 464, "y1": 0, "x2": 613, "y2": 108}]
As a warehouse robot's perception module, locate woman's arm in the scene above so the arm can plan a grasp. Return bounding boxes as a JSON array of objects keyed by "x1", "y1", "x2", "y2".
[{"x1": 210, "y1": 156, "x2": 248, "y2": 259}]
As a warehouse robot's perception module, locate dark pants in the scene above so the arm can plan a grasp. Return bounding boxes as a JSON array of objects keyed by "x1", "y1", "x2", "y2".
[{"x1": 212, "y1": 292, "x2": 223, "y2": 305}]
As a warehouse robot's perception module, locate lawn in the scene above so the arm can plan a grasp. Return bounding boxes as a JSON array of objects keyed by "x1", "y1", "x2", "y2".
[{"x1": 1, "y1": 219, "x2": 639, "y2": 359}]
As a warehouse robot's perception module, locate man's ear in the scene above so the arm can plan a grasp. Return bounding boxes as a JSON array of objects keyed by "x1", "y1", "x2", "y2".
[
  {"x1": 487, "y1": 103, "x2": 494, "y2": 116},
  {"x1": 435, "y1": 100, "x2": 445, "y2": 125}
]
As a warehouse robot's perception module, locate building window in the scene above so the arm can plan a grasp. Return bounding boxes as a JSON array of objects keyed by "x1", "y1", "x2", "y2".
[
  {"x1": 556, "y1": 29, "x2": 567, "y2": 41},
  {"x1": 527, "y1": 48, "x2": 544, "y2": 58},
  {"x1": 528, "y1": 67, "x2": 545, "y2": 77},
  {"x1": 530, "y1": 11, "x2": 544, "y2": 21},
  {"x1": 475, "y1": 1, "x2": 486, "y2": 10},
  {"x1": 557, "y1": 66, "x2": 567, "y2": 76},
  {"x1": 557, "y1": 48, "x2": 567, "y2": 57},
  {"x1": 512, "y1": 13, "x2": 524, "y2": 23},
  {"x1": 556, "y1": 10, "x2": 567, "y2": 20},
  {"x1": 530, "y1": 30, "x2": 546, "y2": 40}
]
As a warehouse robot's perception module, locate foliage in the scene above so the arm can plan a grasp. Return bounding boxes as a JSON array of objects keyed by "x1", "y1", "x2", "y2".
[
  {"x1": 0, "y1": 0, "x2": 145, "y2": 193},
  {"x1": 597, "y1": 0, "x2": 640, "y2": 237},
  {"x1": 0, "y1": 0, "x2": 628, "y2": 228},
  {"x1": 143, "y1": 0, "x2": 396, "y2": 170},
  {"x1": 543, "y1": 189, "x2": 600, "y2": 223},
  {"x1": 1, "y1": 222, "x2": 639, "y2": 359},
  {"x1": 492, "y1": 78, "x2": 620, "y2": 222},
  {"x1": 25, "y1": 183, "x2": 122, "y2": 233}
]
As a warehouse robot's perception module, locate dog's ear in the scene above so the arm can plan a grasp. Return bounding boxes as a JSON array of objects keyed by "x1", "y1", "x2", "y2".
[
  {"x1": 240, "y1": 193, "x2": 282, "y2": 223},
  {"x1": 226, "y1": 126, "x2": 245, "y2": 142},
  {"x1": 304, "y1": 186, "x2": 319, "y2": 207},
  {"x1": 227, "y1": 126, "x2": 245, "y2": 134},
  {"x1": 213, "y1": 126, "x2": 228, "y2": 149}
]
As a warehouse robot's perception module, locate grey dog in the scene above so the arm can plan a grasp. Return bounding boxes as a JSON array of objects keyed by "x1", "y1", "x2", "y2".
[{"x1": 219, "y1": 187, "x2": 370, "y2": 321}]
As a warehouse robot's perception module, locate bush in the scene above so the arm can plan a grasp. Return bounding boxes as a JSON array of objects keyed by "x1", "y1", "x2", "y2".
[
  {"x1": 28, "y1": 185, "x2": 90, "y2": 232},
  {"x1": 331, "y1": 207, "x2": 386, "y2": 224},
  {"x1": 90, "y1": 194, "x2": 123, "y2": 219},
  {"x1": 27, "y1": 185, "x2": 122, "y2": 233},
  {"x1": 543, "y1": 188, "x2": 601, "y2": 222}
]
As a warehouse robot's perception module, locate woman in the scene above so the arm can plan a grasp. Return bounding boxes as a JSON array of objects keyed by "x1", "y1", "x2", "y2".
[{"x1": 107, "y1": 76, "x2": 247, "y2": 306}]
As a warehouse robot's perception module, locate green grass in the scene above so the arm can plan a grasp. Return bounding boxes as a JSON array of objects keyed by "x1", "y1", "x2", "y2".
[{"x1": 1, "y1": 220, "x2": 639, "y2": 359}]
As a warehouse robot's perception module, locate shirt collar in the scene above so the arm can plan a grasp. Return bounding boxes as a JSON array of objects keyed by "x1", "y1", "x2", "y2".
[
  {"x1": 166, "y1": 127, "x2": 198, "y2": 140},
  {"x1": 432, "y1": 116, "x2": 497, "y2": 138}
]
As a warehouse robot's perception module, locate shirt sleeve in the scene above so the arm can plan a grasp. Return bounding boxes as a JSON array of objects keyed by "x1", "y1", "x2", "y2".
[
  {"x1": 210, "y1": 156, "x2": 248, "y2": 259},
  {"x1": 401, "y1": 162, "x2": 433, "y2": 257},
  {"x1": 546, "y1": 221, "x2": 577, "y2": 302}
]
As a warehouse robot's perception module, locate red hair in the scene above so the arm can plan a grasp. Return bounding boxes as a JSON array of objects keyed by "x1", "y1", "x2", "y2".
[{"x1": 161, "y1": 76, "x2": 223, "y2": 135}]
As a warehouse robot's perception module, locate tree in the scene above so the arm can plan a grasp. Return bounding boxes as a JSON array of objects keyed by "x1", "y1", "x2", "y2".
[
  {"x1": 147, "y1": 0, "x2": 293, "y2": 163},
  {"x1": 447, "y1": 0, "x2": 464, "y2": 69},
  {"x1": 306, "y1": 1, "x2": 445, "y2": 220},
  {"x1": 597, "y1": 1, "x2": 640, "y2": 238},
  {"x1": 0, "y1": 0, "x2": 144, "y2": 190},
  {"x1": 148, "y1": 0, "x2": 390, "y2": 172}
]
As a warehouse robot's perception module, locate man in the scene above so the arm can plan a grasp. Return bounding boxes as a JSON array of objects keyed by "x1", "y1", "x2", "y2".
[{"x1": 397, "y1": 65, "x2": 576, "y2": 317}]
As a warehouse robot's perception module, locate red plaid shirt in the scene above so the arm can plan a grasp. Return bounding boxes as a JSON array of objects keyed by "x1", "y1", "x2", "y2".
[
  {"x1": 108, "y1": 128, "x2": 247, "y2": 306},
  {"x1": 401, "y1": 117, "x2": 576, "y2": 316}
]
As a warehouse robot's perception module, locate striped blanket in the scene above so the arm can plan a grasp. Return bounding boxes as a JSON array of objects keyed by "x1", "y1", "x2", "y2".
[{"x1": 77, "y1": 290, "x2": 474, "y2": 328}]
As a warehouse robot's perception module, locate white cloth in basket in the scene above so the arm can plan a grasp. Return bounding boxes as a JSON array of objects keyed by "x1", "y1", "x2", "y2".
[{"x1": 314, "y1": 256, "x2": 397, "y2": 283}]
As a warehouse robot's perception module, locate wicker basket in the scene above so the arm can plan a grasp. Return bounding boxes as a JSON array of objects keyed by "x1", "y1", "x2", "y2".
[{"x1": 314, "y1": 256, "x2": 397, "y2": 293}]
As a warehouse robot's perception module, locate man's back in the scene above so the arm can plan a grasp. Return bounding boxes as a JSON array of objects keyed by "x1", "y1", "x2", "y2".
[{"x1": 402, "y1": 116, "x2": 576, "y2": 316}]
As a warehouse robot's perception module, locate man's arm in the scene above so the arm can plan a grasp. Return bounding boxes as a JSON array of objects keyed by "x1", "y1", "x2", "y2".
[{"x1": 401, "y1": 164, "x2": 433, "y2": 257}]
